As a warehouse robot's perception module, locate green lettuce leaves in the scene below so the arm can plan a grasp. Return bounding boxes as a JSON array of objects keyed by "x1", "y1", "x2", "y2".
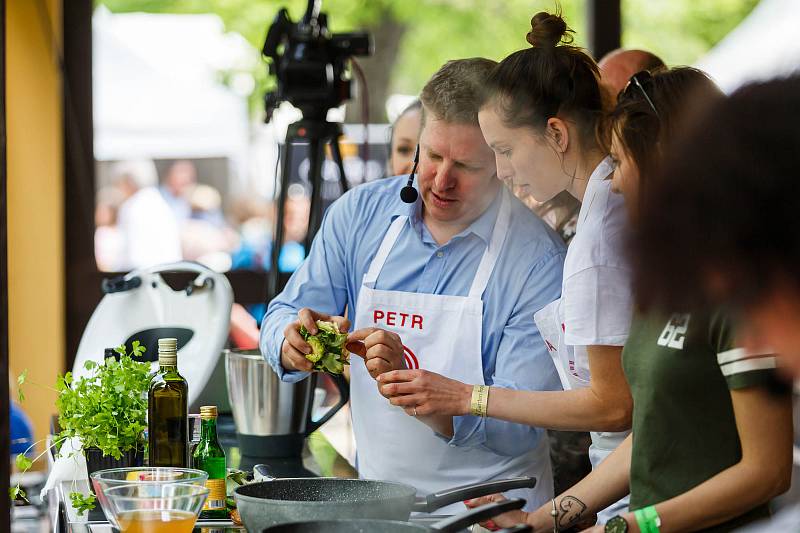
[{"x1": 299, "y1": 321, "x2": 350, "y2": 374}]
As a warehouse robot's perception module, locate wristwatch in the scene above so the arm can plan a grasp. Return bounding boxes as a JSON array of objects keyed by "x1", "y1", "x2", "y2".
[{"x1": 605, "y1": 515, "x2": 629, "y2": 533}]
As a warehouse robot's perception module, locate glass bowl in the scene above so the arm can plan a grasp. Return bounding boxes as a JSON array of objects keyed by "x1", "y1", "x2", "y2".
[
  {"x1": 100, "y1": 483, "x2": 209, "y2": 532},
  {"x1": 90, "y1": 468, "x2": 208, "y2": 527}
]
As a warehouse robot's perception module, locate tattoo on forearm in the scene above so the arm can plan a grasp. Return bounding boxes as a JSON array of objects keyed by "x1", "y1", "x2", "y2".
[{"x1": 557, "y1": 495, "x2": 587, "y2": 528}]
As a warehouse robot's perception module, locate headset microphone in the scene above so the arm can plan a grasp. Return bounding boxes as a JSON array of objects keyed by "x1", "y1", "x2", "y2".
[{"x1": 400, "y1": 145, "x2": 420, "y2": 203}]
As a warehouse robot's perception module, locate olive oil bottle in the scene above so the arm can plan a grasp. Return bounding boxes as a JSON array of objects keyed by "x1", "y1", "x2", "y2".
[
  {"x1": 192, "y1": 405, "x2": 227, "y2": 519},
  {"x1": 148, "y1": 338, "x2": 188, "y2": 467}
]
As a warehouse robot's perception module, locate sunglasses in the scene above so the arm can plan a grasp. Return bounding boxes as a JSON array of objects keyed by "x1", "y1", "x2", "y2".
[{"x1": 624, "y1": 70, "x2": 660, "y2": 118}]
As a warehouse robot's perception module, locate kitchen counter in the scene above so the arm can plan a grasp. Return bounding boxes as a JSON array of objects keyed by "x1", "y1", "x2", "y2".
[{"x1": 53, "y1": 415, "x2": 357, "y2": 533}]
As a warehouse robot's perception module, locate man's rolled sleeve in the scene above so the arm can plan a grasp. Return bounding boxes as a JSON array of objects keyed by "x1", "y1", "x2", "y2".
[
  {"x1": 259, "y1": 192, "x2": 353, "y2": 382},
  {"x1": 448, "y1": 248, "x2": 565, "y2": 456}
]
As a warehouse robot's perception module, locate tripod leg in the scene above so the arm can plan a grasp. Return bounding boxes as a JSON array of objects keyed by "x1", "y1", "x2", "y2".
[
  {"x1": 330, "y1": 134, "x2": 349, "y2": 194},
  {"x1": 305, "y1": 137, "x2": 326, "y2": 254},
  {"x1": 269, "y1": 135, "x2": 294, "y2": 299}
]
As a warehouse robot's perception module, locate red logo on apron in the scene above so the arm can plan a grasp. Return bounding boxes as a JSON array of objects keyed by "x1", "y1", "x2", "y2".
[{"x1": 403, "y1": 345, "x2": 420, "y2": 369}]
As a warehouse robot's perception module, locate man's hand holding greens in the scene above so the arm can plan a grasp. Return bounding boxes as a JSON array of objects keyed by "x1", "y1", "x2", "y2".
[{"x1": 281, "y1": 307, "x2": 350, "y2": 373}]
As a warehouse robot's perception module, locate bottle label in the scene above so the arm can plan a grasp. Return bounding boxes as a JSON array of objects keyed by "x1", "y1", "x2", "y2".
[{"x1": 203, "y1": 478, "x2": 226, "y2": 511}]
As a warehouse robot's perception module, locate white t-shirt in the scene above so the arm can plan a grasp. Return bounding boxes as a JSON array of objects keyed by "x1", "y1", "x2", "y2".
[
  {"x1": 117, "y1": 187, "x2": 182, "y2": 270},
  {"x1": 560, "y1": 156, "x2": 635, "y2": 523},
  {"x1": 562, "y1": 156, "x2": 633, "y2": 347}
]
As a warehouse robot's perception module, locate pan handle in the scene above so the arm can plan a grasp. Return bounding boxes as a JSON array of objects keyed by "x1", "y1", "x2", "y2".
[
  {"x1": 496, "y1": 526, "x2": 532, "y2": 533},
  {"x1": 430, "y1": 498, "x2": 525, "y2": 532},
  {"x1": 305, "y1": 373, "x2": 350, "y2": 435},
  {"x1": 412, "y1": 476, "x2": 536, "y2": 513}
]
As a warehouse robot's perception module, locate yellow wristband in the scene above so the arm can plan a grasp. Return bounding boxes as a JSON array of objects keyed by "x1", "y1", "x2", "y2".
[{"x1": 470, "y1": 385, "x2": 490, "y2": 417}]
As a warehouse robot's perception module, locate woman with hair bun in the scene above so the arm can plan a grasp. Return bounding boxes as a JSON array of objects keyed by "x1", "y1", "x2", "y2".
[{"x1": 380, "y1": 10, "x2": 633, "y2": 525}]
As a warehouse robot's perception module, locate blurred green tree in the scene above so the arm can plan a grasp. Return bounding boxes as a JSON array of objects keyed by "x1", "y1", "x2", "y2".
[{"x1": 95, "y1": 0, "x2": 760, "y2": 121}]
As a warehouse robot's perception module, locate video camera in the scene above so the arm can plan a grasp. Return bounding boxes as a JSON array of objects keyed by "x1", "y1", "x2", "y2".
[{"x1": 262, "y1": 0, "x2": 372, "y2": 122}]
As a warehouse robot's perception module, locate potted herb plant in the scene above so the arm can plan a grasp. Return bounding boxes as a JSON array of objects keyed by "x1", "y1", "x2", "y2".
[{"x1": 11, "y1": 341, "x2": 151, "y2": 514}]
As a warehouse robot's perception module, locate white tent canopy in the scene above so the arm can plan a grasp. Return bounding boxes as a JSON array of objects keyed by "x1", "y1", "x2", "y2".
[
  {"x1": 696, "y1": 0, "x2": 800, "y2": 93},
  {"x1": 93, "y1": 7, "x2": 255, "y2": 176}
]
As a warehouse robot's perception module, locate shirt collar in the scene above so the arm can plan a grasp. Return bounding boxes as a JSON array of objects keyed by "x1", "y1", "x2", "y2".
[
  {"x1": 394, "y1": 187, "x2": 503, "y2": 246},
  {"x1": 589, "y1": 155, "x2": 616, "y2": 182}
]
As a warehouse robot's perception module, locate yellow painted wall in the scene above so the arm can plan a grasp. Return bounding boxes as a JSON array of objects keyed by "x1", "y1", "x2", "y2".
[{"x1": 7, "y1": 0, "x2": 64, "y2": 450}]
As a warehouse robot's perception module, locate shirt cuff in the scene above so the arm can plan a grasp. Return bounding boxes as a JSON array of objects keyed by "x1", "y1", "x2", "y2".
[{"x1": 262, "y1": 337, "x2": 311, "y2": 384}]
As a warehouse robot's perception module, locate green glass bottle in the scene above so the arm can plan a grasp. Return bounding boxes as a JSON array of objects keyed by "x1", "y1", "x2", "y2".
[
  {"x1": 192, "y1": 405, "x2": 227, "y2": 519},
  {"x1": 148, "y1": 338, "x2": 188, "y2": 467}
]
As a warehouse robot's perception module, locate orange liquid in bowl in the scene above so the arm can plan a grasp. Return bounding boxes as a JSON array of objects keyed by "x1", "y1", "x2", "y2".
[{"x1": 116, "y1": 510, "x2": 197, "y2": 533}]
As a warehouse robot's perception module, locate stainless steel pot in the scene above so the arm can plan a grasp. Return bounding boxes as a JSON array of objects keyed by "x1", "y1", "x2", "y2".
[{"x1": 224, "y1": 349, "x2": 348, "y2": 457}]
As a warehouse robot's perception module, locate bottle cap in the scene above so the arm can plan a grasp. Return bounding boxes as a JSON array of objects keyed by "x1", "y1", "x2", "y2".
[
  {"x1": 200, "y1": 405, "x2": 218, "y2": 420},
  {"x1": 158, "y1": 338, "x2": 178, "y2": 365}
]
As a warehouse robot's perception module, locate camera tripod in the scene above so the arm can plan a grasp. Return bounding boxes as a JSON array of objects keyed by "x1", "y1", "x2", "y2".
[{"x1": 267, "y1": 118, "x2": 350, "y2": 298}]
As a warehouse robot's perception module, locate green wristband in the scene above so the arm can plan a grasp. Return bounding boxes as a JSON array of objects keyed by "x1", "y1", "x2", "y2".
[
  {"x1": 634, "y1": 506, "x2": 661, "y2": 533},
  {"x1": 644, "y1": 505, "x2": 661, "y2": 533}
]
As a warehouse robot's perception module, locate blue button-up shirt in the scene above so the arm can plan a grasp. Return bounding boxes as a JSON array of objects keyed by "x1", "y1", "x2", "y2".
[{"x1": 261, "y1": 176, "x2": 565, "y2": 457}]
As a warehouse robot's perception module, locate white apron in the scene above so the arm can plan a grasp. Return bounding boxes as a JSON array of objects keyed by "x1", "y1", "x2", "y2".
[
  {"x1": 533, "y1": 279, "x2": 630, "y2": 523},
  {"x1": 350, "y1": 188, "x2": 553, "y2": 513}
]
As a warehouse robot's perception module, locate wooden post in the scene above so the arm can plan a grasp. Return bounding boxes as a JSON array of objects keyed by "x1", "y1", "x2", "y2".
[
  {"x1": 64, "y1": 0, "x2": 97, "y2": 369},
  {"x1": 587, "y1": 0, "x2": 621, "y2": 60},
  {"x1": 1, "y1": 0, "x2": 11, "y2": 528}
]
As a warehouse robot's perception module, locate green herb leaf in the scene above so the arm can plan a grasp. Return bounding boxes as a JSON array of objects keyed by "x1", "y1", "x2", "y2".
[
  {"x1": 9, "y1": 485, "x2": 27, "y2": 502},
  {"x1": 15, "y1": 454, "x2": 33, "y2": 472},
  {"x1": 226, "y1": 469, "x2": 249, "y2": 486},
  {"x1": 55, "y1": 340, "x2": 150, "y2": 457},
  {"x1": 226, "y1": 496, "x2": 237, "y2": 511},
  {"x1": 131, "y1": 340, "x2": 146, "y2": 358},
  {"x1": 69, "y1": 491, "x2": 96, "y2": 515},
  {"x1": 301, "y1": 321, "x2": 349, "y2": 374},
  {"x1": 10, "y1": 485, "x2": 29, "y2": 503},
  {"x1": 16, "y1": 370, "x2": 28, "y2": 402}
]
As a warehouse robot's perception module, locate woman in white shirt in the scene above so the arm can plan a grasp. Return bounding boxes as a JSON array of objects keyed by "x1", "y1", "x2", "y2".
[{"x1": 379, "y1": 11, "x2": 633, "y2": 525}]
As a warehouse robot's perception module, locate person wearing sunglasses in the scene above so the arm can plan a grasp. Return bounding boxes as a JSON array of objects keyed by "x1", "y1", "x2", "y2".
[
  {"x1": 597, "y1": 48, "x2": 665, "y2": 101},
  {"x1": 380, "y1": 11, "x2": 634, "y2": 525},
  {"x1": 468, "y1": 67, "x2": 793, "y2": 533},
  {"x1": 625, "y1": 75, "x2": 800, "y2": 533}
]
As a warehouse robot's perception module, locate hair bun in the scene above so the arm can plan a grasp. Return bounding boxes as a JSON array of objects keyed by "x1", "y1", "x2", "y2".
[{"x1": 527, "y1": 11, "x2": 574, "y2": 48}]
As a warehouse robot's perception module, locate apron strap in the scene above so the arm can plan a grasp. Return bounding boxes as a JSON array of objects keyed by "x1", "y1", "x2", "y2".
[
  {"x1": 363, "y1": 215, "x2": 408, "y2": 285},
  {"x1": 468, "y1": 187, "x2": 511, "y2": 298},
  {"x1": 364, "y1": 188, "x2": 511, "y2": 296}
]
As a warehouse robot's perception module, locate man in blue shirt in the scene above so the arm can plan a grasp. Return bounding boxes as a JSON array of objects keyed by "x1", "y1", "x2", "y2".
[{"x1": 261, "y1": 58, "x2": 565, "y2": 510}]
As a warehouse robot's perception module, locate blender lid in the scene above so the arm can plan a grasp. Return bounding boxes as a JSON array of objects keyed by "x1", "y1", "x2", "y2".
[{"x1": 72, "y1": 261, "x2": 233, "y2": 409}]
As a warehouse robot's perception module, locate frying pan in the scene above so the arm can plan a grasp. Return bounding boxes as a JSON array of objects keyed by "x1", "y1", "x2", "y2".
[
  {"x1": 260, "y1": 499, "x2": 532, "y2": 533},
  {"x1": 234, "y1": 476, "x2": 536, "y2": 532}
]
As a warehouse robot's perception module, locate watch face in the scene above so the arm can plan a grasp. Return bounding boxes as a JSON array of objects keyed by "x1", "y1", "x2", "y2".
[{"x1": 605, "y1": 515, "x2": 629, "y2": 533}]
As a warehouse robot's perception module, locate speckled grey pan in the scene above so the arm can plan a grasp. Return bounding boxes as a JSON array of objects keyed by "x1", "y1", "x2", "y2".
[
  {"x1": 234, "y1": 477, "x2": 536, "y2": 532},
  {"x1": 259, "y1": 499, "x2": 531, "y2": 533}
]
